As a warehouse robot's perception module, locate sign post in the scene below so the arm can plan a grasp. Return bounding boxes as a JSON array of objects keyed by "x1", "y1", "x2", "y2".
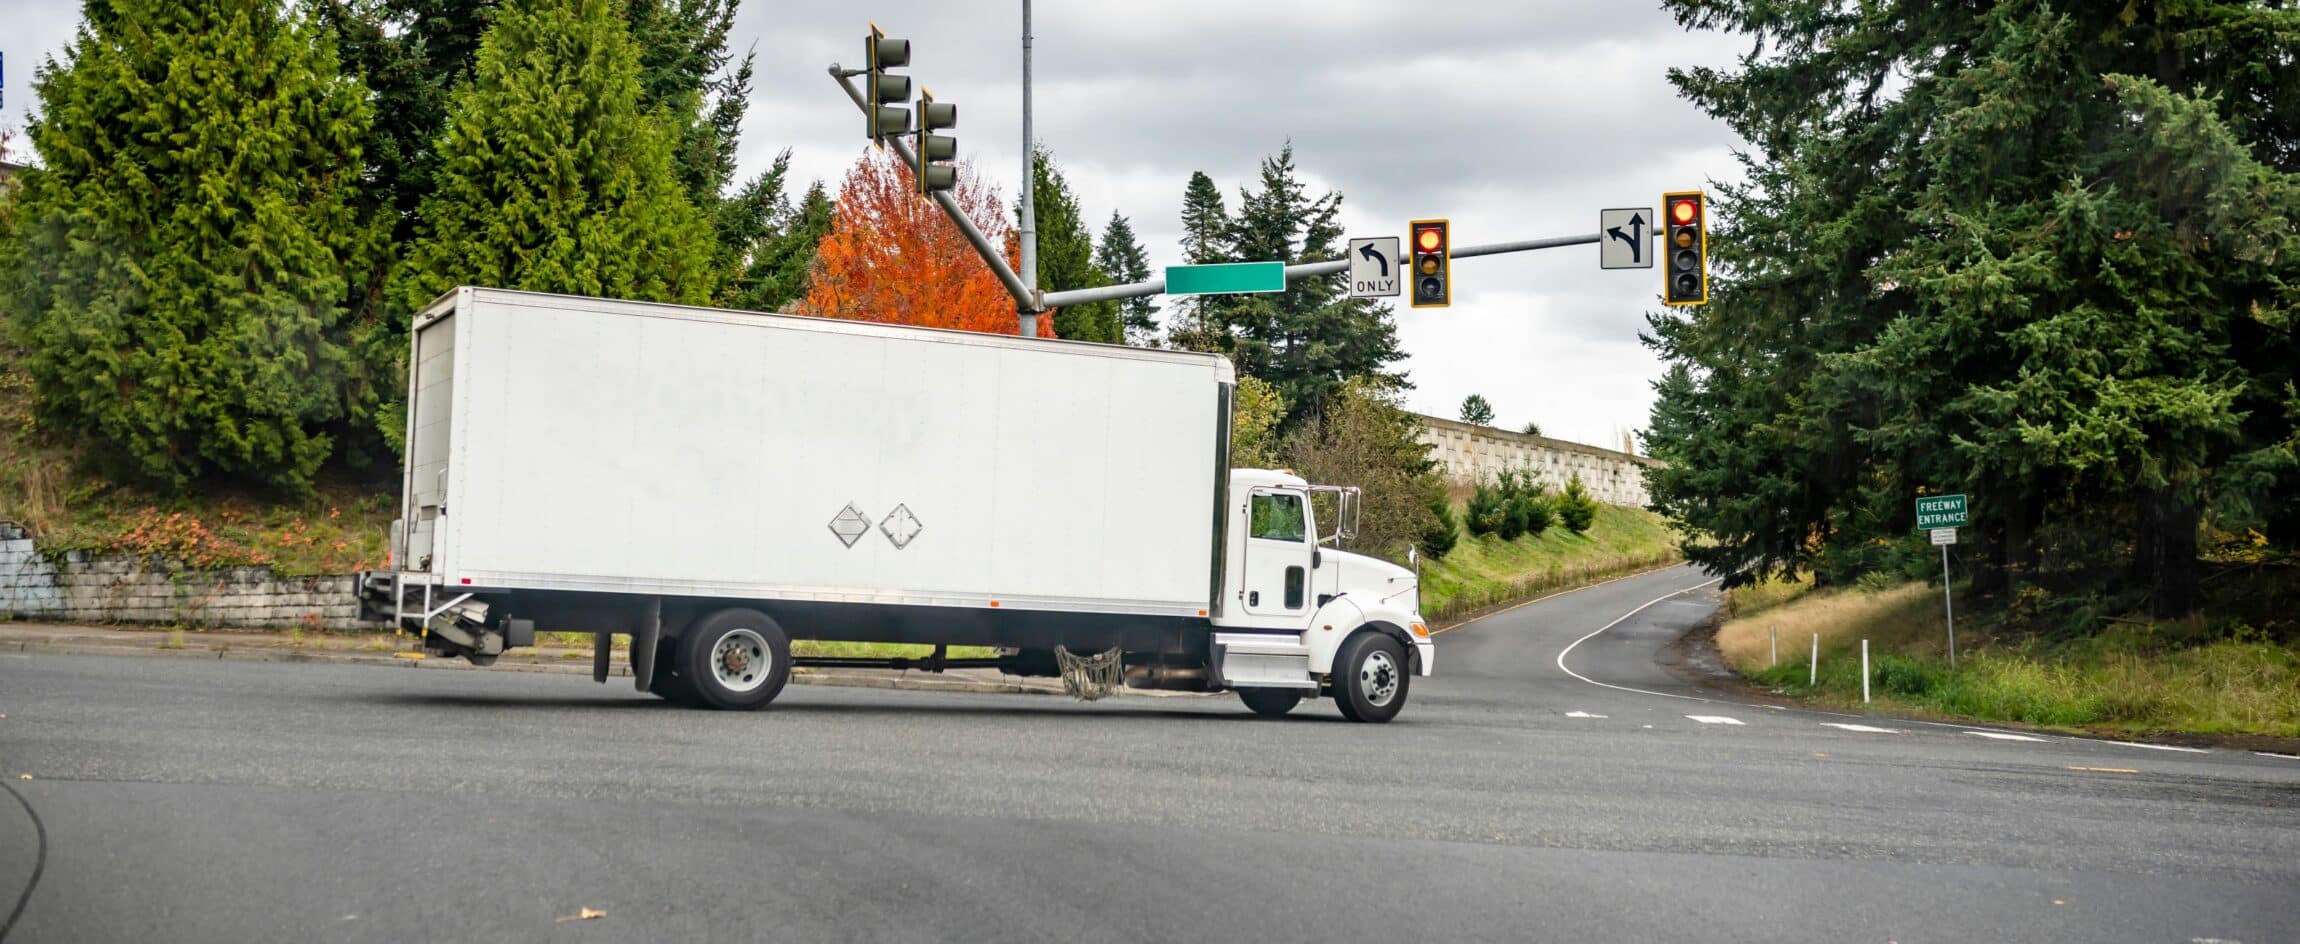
[{"x1": 1916, "y1": 494, "x2": 1968, "y2": 668}]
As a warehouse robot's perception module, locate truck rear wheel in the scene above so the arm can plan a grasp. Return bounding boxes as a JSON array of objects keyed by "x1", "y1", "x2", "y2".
[
  {"x1": 1236, "y1": 688, "x2": 1303, "y2": 718},
  {"x1": 680, "y1": 609, "x2": 791, "y2": 710},
  {"x1": 1333, "y1": 631, "x2": 1408, "y2": 723}
]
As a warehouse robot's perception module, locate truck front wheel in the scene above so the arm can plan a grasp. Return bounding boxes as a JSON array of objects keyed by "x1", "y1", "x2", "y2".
[
  {"x1": 680, "y1": 609, "x2": 792, "y2": 710},
  {"x1": 1333, "y1": 631, "x2": 1408, "y2": 723},
  {"x1": 1236, "y1": 687, "x2": 1303, "y2": 718}
]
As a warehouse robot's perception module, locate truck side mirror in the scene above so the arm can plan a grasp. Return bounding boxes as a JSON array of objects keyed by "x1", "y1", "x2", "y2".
[{"x1": 1313, "y1": 548, "x2": 1322, "y2": 569}]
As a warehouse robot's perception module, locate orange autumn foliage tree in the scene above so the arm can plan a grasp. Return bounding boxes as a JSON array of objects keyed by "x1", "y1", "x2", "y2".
[{"x1": 802, "y1": 149, "x2": 1051, "y2": 336}]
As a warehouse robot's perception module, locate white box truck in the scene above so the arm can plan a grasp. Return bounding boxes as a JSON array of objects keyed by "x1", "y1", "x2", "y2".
[{"x1": 358, "y1": 288, "x2": 1433, "y2": 721}]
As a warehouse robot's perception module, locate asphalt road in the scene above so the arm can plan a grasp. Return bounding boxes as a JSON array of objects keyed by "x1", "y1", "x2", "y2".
[{"x1": 2, "y1": 565, "x2": 2296, "y2": 943}]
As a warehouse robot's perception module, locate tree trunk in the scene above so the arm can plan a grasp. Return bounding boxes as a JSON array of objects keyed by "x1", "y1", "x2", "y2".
[{"x1": 2132, "y1": 486, "x2": 2203, "y2": 617}]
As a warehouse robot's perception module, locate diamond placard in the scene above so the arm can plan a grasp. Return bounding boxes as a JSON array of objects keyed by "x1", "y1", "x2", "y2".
[
  {"x1": 827, "y1": 503, "x2": 870, "y2": 548},
  {"x1": 879, "y1": 503, "x2": 923, "y2": 549}
]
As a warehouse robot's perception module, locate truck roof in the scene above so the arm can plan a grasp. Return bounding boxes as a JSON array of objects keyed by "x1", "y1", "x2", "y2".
[{"x1": 417, "y1": 286, "x2": 1236, "y2": 383}]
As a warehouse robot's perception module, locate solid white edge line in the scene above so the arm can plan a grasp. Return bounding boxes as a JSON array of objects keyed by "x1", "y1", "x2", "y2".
[
  {"x1": 2106, "y1": 741, "x2": 2210, "y2": 754},
  {"x1": 1552, "y1": 578, "x2": 1725, "y2": 702},
  {"x1": 1430, "y1": 563, "x2": 1695, "y2": 637},
  {"x1": 2255, "y1": 751, "x2": 2300, "y2": 761}
]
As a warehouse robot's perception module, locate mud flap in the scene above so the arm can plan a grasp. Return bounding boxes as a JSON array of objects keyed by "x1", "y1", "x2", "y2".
[
  {"x1": 592, "y1": 630, "x2": 611, "y2": 684},
  {"x1": 631, "y1": 597, "x2": 661, "y2": 692}
]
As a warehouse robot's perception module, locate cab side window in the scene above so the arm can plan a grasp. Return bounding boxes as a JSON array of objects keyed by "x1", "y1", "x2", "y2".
[{"x1": 1249, "y1": 492, "x2": 1306, "y2": 542}]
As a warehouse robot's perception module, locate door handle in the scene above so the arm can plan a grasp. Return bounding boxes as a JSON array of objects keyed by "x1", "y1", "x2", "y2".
[{"x1": 1249, "y1": 591, "x2": 1260, "y2": 606}]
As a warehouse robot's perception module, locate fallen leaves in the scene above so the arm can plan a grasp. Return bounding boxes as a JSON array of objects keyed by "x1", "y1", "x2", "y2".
[{"x1": 555, "y1": 907, "x2": 608, "y2": 923}]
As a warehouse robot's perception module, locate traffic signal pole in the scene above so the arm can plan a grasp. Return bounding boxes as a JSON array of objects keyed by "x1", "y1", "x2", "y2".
[{"x1": 1017, "y1": 0, "x2": 1040, "y2": 336}]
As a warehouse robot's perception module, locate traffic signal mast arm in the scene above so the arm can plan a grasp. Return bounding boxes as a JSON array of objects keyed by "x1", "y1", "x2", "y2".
[{"x1": 1039, "y1": 230, "x2": 1639, "y2": 309}]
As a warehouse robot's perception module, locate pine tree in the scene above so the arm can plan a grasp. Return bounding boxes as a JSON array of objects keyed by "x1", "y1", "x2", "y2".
[
  {"x1": 730, "y1": 177, "x2": 831, "y2": 314},
  {"x1": 390, "y1": 0, "x2": 715, "y2": 413},
  {"x1": 1645, "y1": 0, "x2": 2300, "y2": 615},
  {"x1": 1459, "y1": 394, "x2": 1494, "y2": 426},
  {"x1": 1022, "y1": 146, "x2": 1120, "y2": 343},
  {"x1": 1168, "y1": 170, "x2": 1230, "y2": 352},
  {"x1": 1221, "y1": 144, "x2": 1405, "y2": 425},
  {"x1": 4, "y1": 0, "x2": 377, "y2": 492},
  {"x1": 1094, "y1": 211, "x2": 1157, "y2": 345}
]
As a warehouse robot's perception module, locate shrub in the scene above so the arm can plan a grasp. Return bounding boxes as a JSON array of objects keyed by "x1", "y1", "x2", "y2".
[
  {"x1": 1557, "y1": 473, "x2": 1598, "y2": 533},
  {"x1": 1466, "y1": 481, "x2": 1506, "y2": 537},
  {"x1": 1418, "y1": 492, "x2": 1459, "y2": 560}
]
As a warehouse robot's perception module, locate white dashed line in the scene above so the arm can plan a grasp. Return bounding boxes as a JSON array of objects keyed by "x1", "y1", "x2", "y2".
[
  {"x1": 1564, "y1": 711, "x2": 1608, "y2": 719},
  {"x1": 1686, "y1": 715, "x2": 1745, "y2": 726},
  {"x1": 2254, "y1": 751, "x2": 2300, "y2": 761},
  {"x1": 1965, "y1": 731, "x2": 2048, "y2": 742},
  {"x1": 1820, "y1": 722, "x2": 1901, "y2": 734}
]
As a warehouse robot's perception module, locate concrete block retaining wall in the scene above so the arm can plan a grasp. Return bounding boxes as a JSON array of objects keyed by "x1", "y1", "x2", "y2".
[{"x1": 0, "y1": 522, "x2": 361, "y2": 630}]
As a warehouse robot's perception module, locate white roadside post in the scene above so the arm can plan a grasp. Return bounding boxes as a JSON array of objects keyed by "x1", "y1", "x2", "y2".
[
  {"x1": 1810, "y1": 633, "x2": 1819, "y2": 686},
  {"x1": 1861, "y1": 639, "x2": 1871, "y2": 704},
  {"x1": 1770, "y1": 626, "x2": 1778, "y2": 667}
]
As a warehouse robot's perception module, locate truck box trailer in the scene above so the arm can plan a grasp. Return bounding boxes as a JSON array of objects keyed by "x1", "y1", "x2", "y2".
[{"x1": 358, "y1": 288, "x2": 1432, "y2": 720}]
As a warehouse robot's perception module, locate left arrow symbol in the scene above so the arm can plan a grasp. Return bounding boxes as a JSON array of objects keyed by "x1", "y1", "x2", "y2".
[{"x1": 1357, "y1": 241, "x2": 1390, "y2": 278}]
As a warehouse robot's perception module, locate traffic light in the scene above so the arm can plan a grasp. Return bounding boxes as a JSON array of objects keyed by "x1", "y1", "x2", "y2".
[
  {"x1": 865, "y1": 24, "x2": 910, "y2": 144},
  {"x1": 1410, "y1": 219, "x2": 1450, "y2": 308},
  {"x1": 916, "y1": 88, "x2": 956, "y2": 194},
  {"x1": 1662, "y1": 191, "x2": 1707, "y2": 306}
]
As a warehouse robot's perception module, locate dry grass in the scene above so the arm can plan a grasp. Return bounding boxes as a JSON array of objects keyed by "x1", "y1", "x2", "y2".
[
  {"x1": 1717, "y1": 582, "x2": 1938, "y2": 671},
  {"x1": 1726, "y1": 580, "x2": 2300, "y2": 738}
]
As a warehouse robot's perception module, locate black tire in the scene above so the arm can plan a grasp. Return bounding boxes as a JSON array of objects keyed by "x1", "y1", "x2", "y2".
[
  {"x1": 647, "y1": 637, "x2": 703, "y2": 705},
  {"x1": 679, "y1": 608, "x2": 791, "y2": 711},
  {"x1": 1237, "y1": 687, "x2": 1304, "y2": 718},
  {"x1": 1333, "y1": 631, "x2": 1409, "y2": 723}
]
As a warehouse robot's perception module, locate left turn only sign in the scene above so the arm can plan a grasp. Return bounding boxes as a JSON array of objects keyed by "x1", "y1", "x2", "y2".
[{"x1": 1348, "y1": 237, "x2": 1401, "y2": 298}]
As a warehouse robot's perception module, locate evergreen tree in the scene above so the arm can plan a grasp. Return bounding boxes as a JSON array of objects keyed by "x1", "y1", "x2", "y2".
[
  {"x1": 390, "y1": 0, "x2": 715, "y2": 427},
  {"x1": 730, "y1": 177, "x2": 832, "y2": 314},
  {"x1": 1168, "y1": 170, "x2": 1230, "y2": 352},
  {"x1": 1094, "y1": 211, "x2": 1157, "y2": 345},
  {"x1": 1021, "y1": 146, "x2": 1120, "y2": 343},
  {"x1": 1221, "y1": 144, "x2": 1405, "y2": 425},
  {"x1": 1557, "y1": 473, "x2": 1598, "y2": 534},
  {"x1": 1459, "y1": 394, "x2": 1494, "y2": 426},
  {"x1": 3, "y1": 0, "x2": 377, "y2": 492},
  {"x1": 1645, "y1": 1, "x2": 2300, "y2": 616}
]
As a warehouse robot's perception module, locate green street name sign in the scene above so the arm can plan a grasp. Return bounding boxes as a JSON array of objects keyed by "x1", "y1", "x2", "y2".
[
  {"x1": 1165, "y1": 261, "x2": 1284, "y2": 296},
  {"x1": 1915, "y1": 494, "x2": 1969, "y2": 529}
]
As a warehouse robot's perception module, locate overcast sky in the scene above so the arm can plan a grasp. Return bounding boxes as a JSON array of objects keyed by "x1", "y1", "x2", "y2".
[{"x1": 1, "y1": 1, "x2": 1750, "y2": 451}]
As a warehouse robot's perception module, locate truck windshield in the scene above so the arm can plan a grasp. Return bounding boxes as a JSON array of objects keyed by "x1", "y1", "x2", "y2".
[{"x1": 1249, "y1": 492, "x2": 1306, "y2": 542}]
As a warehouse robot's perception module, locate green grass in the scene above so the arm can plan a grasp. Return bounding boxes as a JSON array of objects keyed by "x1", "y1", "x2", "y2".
[
  {"x1": 1418, "y1": 503, "x2": 1680, "y2": 622},
  {"x1": 1725, "y1": 582, "x2": 2300, "y2": 738}
]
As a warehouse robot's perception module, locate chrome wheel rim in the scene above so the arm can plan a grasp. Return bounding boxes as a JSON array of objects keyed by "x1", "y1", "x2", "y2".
[
  {"x1": 1360, "y1": 649, "x2": 1400, "y2": 707},
  {"x1": 711, "y1": 629, "x2": 772, "y2": 693}
]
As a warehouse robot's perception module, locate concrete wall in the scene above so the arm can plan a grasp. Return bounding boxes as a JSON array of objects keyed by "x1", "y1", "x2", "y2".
[
  {"x1": 1415, "y1": 415, "x2": 1659, "y2": 507},
  {"x1": 0, "y1": 523, "x2": 361, "y2": 630}
]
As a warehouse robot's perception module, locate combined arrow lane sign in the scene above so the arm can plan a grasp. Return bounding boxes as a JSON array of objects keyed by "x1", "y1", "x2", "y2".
[
  {"x1": 1599, "y1": 208, "x2": 1655, "y2": 269},
  {"x1": 1347, "y1": 236, "x2": 1401, "y2": 298}
]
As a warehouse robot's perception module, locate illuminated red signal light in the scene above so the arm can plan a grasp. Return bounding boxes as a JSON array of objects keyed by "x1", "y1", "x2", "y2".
[
  {"x1": 1670, "y1": 198, "x2": 1699, "y2": 226},
  {"x1": 1415, "y1": 228, "x2": 1444, "y2": 253}
]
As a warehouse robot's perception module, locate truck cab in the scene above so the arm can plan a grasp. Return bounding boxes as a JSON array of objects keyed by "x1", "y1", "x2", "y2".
[{"x1": 1208, "y1": 469, "x2": 1434, "y2": 722}]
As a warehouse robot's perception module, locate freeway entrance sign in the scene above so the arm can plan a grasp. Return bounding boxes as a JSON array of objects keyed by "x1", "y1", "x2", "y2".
[
  {"x1": 1347, "y1": 237, "x2": 1400, "y2": 298},
  {"x1": 1165, "y1": 261, "x2": 1284, "y2": 296},
  {"x1": 1600, "y1": 208, "x2": 1653, "y2": 269},
  {"x1": 1915, "y1": 494, "x2": 1968, "y2": 529}
]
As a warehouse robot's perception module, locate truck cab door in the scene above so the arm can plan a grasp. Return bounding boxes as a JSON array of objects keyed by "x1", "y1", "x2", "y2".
[{"x1": 1239, "y1": 488, "x2": 1316, "y2": 625}]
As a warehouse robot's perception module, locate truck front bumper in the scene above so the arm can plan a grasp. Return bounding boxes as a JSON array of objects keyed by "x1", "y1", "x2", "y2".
[{"x1": 1413, "y1": 639, "x2": 1434, "y2": 676}]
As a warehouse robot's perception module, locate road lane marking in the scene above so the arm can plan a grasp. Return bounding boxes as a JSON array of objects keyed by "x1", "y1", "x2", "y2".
[
  {"x1": 1564, "y1": 711, "x2": 1607, "y2": 719},
  {"x1": 1430, "y1": 563, "x2": 1693, "y2": 636},
  {"x1": 1552, "y1": 578, "x2": 1726, "y2": 702},
  {"x1": 1821, "y1": 722, "x2": 1900, "y2": 734},
  {"x1": 2066, "y1": 766, "x2": 2139, "y2": 774},
  {"x1": 1686, "y1": 715, "x2": 1744, "y2": 725},
  {"x1": 1966, "y1": 731, "x2": 2047, "y2": 742},
  {"x1": 2104, "y1": 740, "x2": 2208, "y2": 754},
  {"x1": 2254, "y1": 752, "x2": 2300, "y2": 761}
]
